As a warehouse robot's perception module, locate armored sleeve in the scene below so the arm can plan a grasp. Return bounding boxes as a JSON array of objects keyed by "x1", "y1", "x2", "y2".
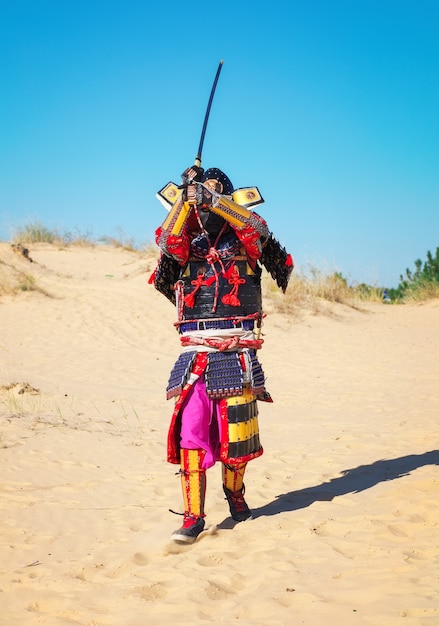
[{"x1": 260, "y1": 235, "x2": 294, "y2": 292}]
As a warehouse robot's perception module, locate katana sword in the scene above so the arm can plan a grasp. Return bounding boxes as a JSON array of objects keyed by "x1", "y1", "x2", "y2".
[
  {"x1": 194, "y1": 60, "x2": 224, "y2": 168},
  {"x1": 155, "y1": 60, "x2": 227, "y2": 210}
]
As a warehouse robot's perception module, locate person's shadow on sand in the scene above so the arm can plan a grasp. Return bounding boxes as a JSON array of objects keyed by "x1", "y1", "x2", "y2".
[
  {"x1": 217, "y1": 450, "x2": 439, "y2": 527},
  {"x1": 252, "y1": 450, "x2": 439, "y2": 518}
]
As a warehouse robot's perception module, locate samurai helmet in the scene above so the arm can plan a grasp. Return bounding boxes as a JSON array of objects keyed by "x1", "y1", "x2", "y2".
[
  {"x1": 202, "y1": 168, "x2": 234, "y2": 196},
  {"x1": 197, "y1": 167, "x2": 233, "y2": 237}
]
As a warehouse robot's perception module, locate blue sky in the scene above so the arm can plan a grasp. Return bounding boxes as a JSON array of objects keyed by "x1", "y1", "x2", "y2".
[{"x1": 1, "y1": 0, "x2": 438, "y2": 288}]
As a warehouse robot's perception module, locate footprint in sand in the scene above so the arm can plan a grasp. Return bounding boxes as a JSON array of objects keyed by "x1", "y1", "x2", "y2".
[
  {"x1": 132, "y1": 552, "x2": 149, "y2": 566},
  {"x1": 403, "y1": 548, "x2": 430, "y2": 561},
  {"x1": 135, "y1": 582, "x2": 167, "y2": 601},
  {"x1": 387, "y1": 523, "x2": 409, "y2": 537},
  {"x1": 204, "y1": 577, "x2": 245, "y2": 600},
  {"x1": 196, "y1": 552, "x2": 234, "y2": 567}
]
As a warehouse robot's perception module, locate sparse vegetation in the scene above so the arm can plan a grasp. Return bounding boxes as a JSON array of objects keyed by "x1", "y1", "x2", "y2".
[
  {"x1": 387, "y1": 247, "x2": 439, "y2": 302},
  {"x1": 262, "y1": 267, "x2": 385, "y2": 318},
  {"x1": 0, "y1": 260, "x2": 48, "y2": 297},
  {"x1": 3, "y1": 221, "x2": 439, "y2": 309},
  {"x1": 0, "y1": 222, "x2": 153, "y2": 298},
  {"x1": 12, "y1": 222, "x2": 64, "y2": 245},
  {"x1": 11, "y1": 221, "x2": 146, "y2": 251},
  {"x1": 18, "y1": 273, "x2": 39, "y2": 292},
  {"x1": 98, "y1": 227, "x2": 139, "y2": 251}
]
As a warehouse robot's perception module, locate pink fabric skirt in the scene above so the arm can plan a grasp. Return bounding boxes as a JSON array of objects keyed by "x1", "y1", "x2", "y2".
[{"x1": 179, "y1": 376, "x2": 222, "y2": 469}]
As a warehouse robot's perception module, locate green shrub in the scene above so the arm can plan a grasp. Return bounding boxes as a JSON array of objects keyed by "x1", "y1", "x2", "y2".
[{"x1": 388, "y1": 247, "x2": 439, "y2": 302}]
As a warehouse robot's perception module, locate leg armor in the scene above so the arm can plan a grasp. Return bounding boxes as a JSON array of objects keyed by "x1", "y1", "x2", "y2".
[
  {"x1": 171, "y1": 448, "x2": 206, "y2": 543},
  {"x1": 222, "y1": 462, "x2": 247, "y2": 493},
  {"x1": 222, "y1": 462, "x2": 252, "y2": 522},
  {"x1": 179, "y1": 448, "x2": 206, "y2": 518}
]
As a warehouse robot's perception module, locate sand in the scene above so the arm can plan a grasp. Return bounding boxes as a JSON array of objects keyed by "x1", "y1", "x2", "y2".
[{"x1": 1, "y1": 242, "x2": 438, "y2": 626}]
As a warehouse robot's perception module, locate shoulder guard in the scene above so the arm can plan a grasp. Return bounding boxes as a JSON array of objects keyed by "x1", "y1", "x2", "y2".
[
  {"x1": 260, "y1": 235, "x2": 294, "y2": 293},
  {"x1": 152, "y1": 253, "x2": 181, "y2": 304}
]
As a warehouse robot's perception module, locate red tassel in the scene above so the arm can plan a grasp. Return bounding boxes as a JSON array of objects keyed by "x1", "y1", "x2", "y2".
[
  {"x1": 221, "y1": 264, "x2": 245, "y2": 307},
  {"x1": 222, "y1": 293, "x2": 241, "y2": 306},
  {"x1": 184, "y1": 292, "x2": 196, "y2": 308},
  {"x1": 184, "y1": 271, "x2": 206, "y2": 308}
]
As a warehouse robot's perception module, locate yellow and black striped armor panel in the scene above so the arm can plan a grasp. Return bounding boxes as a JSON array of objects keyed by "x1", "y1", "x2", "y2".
[{"x1": 226, "y1": 387, "x2": 261, "y2": 460}]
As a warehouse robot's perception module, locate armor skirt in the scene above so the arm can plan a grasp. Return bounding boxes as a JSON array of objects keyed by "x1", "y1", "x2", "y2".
[{"x1": 166, "y1": 352, "x2": 266, "y2": 466}]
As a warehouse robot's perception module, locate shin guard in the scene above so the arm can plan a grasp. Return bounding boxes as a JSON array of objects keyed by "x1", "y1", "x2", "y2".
[
  {"x1": 222, "y1": 462, "x2": 247, "y2": 493},
  {"x1": 180, "y1": 448, "x2": 206, "y2": 518},
  {"x1": 222, "y1": 462, "x2": 252, "y2": 522}
]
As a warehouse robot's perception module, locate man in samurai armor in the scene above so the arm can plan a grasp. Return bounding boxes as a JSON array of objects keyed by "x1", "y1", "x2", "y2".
[{"x1": 150, "y1": 165, "x2": 293, "y2": 543}]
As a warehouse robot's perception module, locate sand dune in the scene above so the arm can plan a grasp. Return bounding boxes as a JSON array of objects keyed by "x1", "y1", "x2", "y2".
[{"x1": 1, "y1": 242, "x2": 439, "y2": 625}]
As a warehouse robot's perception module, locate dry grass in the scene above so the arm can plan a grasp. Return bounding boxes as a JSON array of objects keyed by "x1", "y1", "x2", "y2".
[
  {"x1": 261, "y1": 267, "x2": 384, "y2": 318},
  {"x1": 2, "y1": 222, "x2": 386, "y2": 310},
  {"x1": 98, "y1": 227, "x2": 141, "y2": 252},
  {"x1": 400, "y1": 280, "x2": 439, "y2": 302},
  {"x1": 11, "y1": 222, "x2": 66, "y2": 245},
  {"x1": 1, "y1": 222, "x2": 153, "y2": 297},
  {"x1": 0, "y1": 259, "x2": 49, "y2": 297},
  {"x1": 11, "y1": 221, "x2": 144, "y2": 252}
]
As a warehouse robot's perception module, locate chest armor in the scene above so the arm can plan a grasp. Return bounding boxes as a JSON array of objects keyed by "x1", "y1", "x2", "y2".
[{"x1": 179, "y1": 231, "x2": 262, "y2": 320}]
